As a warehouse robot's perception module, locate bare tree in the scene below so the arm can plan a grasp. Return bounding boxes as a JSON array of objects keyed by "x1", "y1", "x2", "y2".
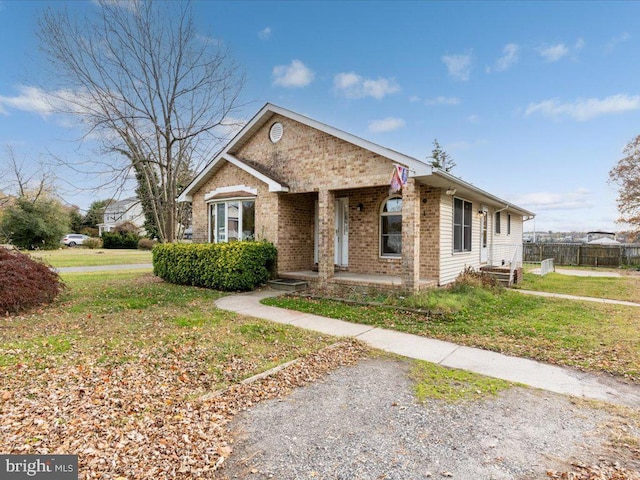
[
  {"x1": 37, "y1": 0, "x2": 245, "y2": 242},
  {"x1": 609, "y1": 134, "x2": 640, "y2": 234},
  {"x1": 1, "y1": 145, "x2": 54, "y2": 203}
]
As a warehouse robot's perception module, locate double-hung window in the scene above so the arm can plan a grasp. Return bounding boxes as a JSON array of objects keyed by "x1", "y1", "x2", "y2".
[
  {"x1": 208, "y1": 199, "x2": 255, "y2": 243},
  {"x1": 453, "y1": 197, "x2": 472, "y2": 253},
  {"x1": 495, "y1": 211, "x2": 501, "y2": 234}
]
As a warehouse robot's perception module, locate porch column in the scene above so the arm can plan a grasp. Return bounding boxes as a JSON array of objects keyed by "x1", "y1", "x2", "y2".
[
  {"x1": 401, "y1": 178, "x2": 421, "y2": 291},
  {"x1": 318, "y1": 188, "x2": 335, "y2": 284}
]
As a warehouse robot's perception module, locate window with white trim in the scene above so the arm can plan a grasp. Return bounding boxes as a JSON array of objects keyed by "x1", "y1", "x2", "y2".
[
  {"x1": 453, "y1": 197, "x2": 472, "y2": 253},
  {"x1": 507, "y1": 213, "x2": 511, "y2": 235},
  {"x1": 495, "y1": 211, "x2": 501, "y2": 234},
  {"x1": 208, "y1": 199, "x2": 255, "y2": 243},
  {"x1": 380, "y1": 196, "x2": 402, "y2": 257}
]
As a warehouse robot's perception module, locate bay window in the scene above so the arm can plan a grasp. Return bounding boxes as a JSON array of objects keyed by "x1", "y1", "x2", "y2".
[{"x1": 209, "y1": 199, "x2": 255, "y2": 242}]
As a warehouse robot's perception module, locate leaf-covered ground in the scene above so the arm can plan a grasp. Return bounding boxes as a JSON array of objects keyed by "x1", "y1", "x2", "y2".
[{"x1": 0, "y1": 271, "x2": 367, "y2": 479}]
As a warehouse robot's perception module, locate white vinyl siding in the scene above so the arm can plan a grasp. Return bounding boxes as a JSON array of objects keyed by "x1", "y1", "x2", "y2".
[
  {"x1": 439, "y1": 193, "x2": 481, "y2": 285},
  {"x1": 438, "y1": 193, "x2": 526, "y2": 286}
]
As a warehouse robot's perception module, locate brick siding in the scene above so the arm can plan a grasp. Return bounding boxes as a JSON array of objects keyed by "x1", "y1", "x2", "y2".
[{"x1": 190, "y1": 114, "x2": 441, "y2": 290}]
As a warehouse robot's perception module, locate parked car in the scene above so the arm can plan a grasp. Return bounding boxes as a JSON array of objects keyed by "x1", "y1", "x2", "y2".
[{"x1": 61, "y1": 234, "x2": 90, "y2": 247}]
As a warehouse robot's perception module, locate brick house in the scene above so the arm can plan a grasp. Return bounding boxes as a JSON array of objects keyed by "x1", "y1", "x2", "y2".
[{"x1": 178, "y1": 104, "x2": 535, "y2": 291}]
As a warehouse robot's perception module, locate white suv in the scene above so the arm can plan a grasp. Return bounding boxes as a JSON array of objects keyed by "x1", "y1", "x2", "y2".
[{"x1": 61, "y1": 234, "x2": 90, "y2": 247}]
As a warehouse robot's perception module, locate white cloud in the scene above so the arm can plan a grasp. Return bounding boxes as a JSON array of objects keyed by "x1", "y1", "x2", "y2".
[
  {"x1": 258, "y1": 27, "x2": 272, "y2": 40},
  {"x1": 511, "y1": 188, "x2": 592, "y2": 211},
  {"x1": 214, "y1": 116, "x2": 246, "y2": 139},
  {"x1": 606, "y1": 32, "x2": 631, "y2": 53},
  {"x1": 424, "y1": 96, "x2": 460, "y2": 106},
  {"x1": 196, "y1": 34, "x2": 222, "y2": 47},
  {"x1": 409, "y1": 95, "x2": 421, "y2": 103},
  {"x1": 92, "y1": 0, "x2": 138, "y2": 13},
  {"x1": 441, "y1": 52, "x2": 472, "y2": 81},
  {"x1": 537, "y1": 43, "x2": 570, "y2": 62},
  {"x1": 0, "y1": 85, "x2": 60, "y2": 117},
  {"x1": 333, "y1": 72, "x2": 400, "y2": 99},
  {"x1": 575, "y1": 37, "x2": 585, "y2": 51},
  {"x1": 525, "y1": 94, "x2": 640, "y2": 121},
  {"x1": 272, "y1": 60, "x2": 315, "y2": 88},
  {"x1": 467, "y1": 114, "x2": 480, "y2": 124},
  {"x1": 490, "y1": 43, "x2": 520, "y2": 72},
  {"x1": 447, "y1": 139, "x2": 488, "y2": 151},
  {"x1": 368, "y1": 117, "x2": 405, "y2": 133}
]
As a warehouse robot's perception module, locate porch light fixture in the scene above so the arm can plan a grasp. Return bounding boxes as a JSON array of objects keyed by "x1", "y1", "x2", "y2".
[
  {"x1": 478, "y1": 209, "x2": 486, "y2": 217},
  {"x1": 356, "y1": 203, "x2": 364, "y2": 212},
  {"x1": 445, "y1": 188, "x2": 457, "y2": 196}
]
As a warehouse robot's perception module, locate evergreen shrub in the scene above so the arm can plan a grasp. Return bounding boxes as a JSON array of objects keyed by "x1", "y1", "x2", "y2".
[{"x1": 153, "y1": 241, "x2": 277, "y2": 291}]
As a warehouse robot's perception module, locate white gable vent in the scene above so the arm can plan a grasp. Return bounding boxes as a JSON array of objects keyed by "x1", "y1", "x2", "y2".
[{"x1": 269, "y1": 122, "x2": 283, "y2": 143}]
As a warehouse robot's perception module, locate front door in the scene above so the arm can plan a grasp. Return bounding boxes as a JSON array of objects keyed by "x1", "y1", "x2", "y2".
[
  {"x1": 480, "y1": 207, "x2": 488, "y2": 263},
  {"x1": 334, "y1": 198, "x2": 349, "y2": 267}
]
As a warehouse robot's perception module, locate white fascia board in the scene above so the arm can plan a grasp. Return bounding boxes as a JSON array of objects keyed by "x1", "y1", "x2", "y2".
[
  {"x1": 204, "y1": 185, "x2": 258, "y2": 201},
  {"x1": 177, "y1": 104, "x2": 279, "y2": 202},
  {"x1": 429, "y1": 169, "x2": 536, "y2": 218}
]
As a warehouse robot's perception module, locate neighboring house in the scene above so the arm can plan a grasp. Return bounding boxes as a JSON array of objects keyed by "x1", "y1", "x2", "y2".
[
  {"x1": 178, "y1": 104, "x2": 535, "y2": 291},
  {"x1": 97, "y1": 197, "x2": 145, "y2": 236},
  {"x1": 586, "y1": 231, "x2": 619, "y2": 244}
]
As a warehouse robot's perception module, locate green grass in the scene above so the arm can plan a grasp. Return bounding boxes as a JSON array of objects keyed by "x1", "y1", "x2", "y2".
[
  {"x1": 518, "y1": 271, "x2": 640, "y2": 303},
  {"x1": 27, "y1": 248, "x2": 152, "y2": 268},
  {"x1": 264, "y1": 285, "x2": 640, "y2": 382},
  {"x1": 0, "y1": 271, "x2": 334, "y2": 390},
  {"x1": 410, "y1": 360, "x2": 514, "y2": 403}
]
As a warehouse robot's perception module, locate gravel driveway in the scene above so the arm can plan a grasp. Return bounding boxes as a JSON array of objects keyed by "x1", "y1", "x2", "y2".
[{"x1": 221, "y1": 358, "x2": 635, "y2": 480}]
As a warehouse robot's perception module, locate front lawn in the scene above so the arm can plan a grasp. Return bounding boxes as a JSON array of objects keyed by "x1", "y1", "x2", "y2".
[
  {"x1": 0, "y1": 271, "x2": 340, "y2": 478},
  {"x1": 518, "y1": 271, "x2": 640, "y2": 303},
  {"x1": 28, "y1": 248, "x2": 152, "y2": 267},
  {"x1": 264, "y1": 286, "x2": 640, "y2": 382}
]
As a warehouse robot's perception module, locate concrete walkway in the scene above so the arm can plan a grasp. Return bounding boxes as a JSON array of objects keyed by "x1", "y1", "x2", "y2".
[
  {"x1": 516, "y1": 289, "x2": 640, "y2": 307},
  {"x1": 56, "y1": 263, "x2": 153, "y2": 273},
  {"x1": 215, "y1": 290, "x2": 640, "y2": 408},
  {"x1": 530, "y1": 267, "x2": 622, "y2": 277}
]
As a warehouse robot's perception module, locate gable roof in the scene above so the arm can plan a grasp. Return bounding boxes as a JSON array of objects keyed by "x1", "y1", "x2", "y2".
[
  {"x1": 178, "y1": 103, "x2": 432, "y2": 202},
  {"x1": 178, "y1": 103, "x2": 535, "y2": 218},
  {"x1": 418, "y1": 169, "x2": 535, "y2": 218},
  {"x1": 105, "y1": 197, "x2": 139, "y2": 212}
]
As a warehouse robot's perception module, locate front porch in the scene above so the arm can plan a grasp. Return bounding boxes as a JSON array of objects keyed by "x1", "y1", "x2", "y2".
[
  {"x1": 276, "y1": 179, "x2": 441, "y2": 293},
  {"x1": 278, "y1": 270, "x2": 438, "y2": 291}
]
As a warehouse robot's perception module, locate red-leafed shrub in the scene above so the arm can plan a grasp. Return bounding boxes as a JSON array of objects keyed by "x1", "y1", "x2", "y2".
[{"x1": 0, "y1": 247, "x2": 65, "y2": 314}]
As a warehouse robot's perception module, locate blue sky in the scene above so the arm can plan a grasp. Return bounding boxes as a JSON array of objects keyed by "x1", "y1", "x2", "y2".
[{"x1": 2, "y1": 1, "x2": 640, "y2": 233}]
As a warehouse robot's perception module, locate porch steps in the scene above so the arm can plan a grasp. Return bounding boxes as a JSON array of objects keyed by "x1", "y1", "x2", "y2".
[
  {"x1": 267, "y1": 278, "x2": 309, "y2": 292},
  {"x1": 481, "y1": 268, "x2": 512, "y2": 287}
]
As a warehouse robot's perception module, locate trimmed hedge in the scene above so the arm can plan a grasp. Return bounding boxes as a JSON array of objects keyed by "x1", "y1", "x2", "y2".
[
  {"x1": 153, "y1": 241, "x2": 277, "y2": 291},
  {"x1": 102, "y1": 231, "x2": 140, "y2": 249}
]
